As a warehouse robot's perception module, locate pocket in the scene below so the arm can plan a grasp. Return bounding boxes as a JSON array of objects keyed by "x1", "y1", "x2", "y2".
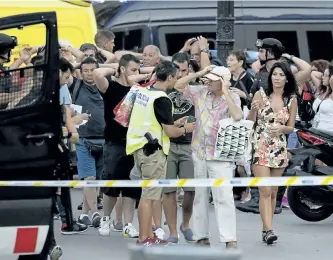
[{"x1": 84, "y1": 139, "x2": 104, "y2": 156}]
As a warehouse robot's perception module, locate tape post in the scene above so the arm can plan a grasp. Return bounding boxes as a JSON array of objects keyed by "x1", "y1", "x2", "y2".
[{"x1": 0, "y1": 176, "x2": 332, "y2": 187}]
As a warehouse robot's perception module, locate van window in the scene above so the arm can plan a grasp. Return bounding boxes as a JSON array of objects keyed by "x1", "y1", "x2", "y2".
[
  {"x1": 113, "y1": 30, "x2": 142, "y2": 52},
  {"x1": 114, "y1": 32, "x2": 124, "y2": 51},
  {"x1": 124, "y1": 29, "x2": 142, "y2": 51},
  {"x1": 0, "y1": 24, "x2": 47, "y2": 111},
  {"x1": 165, "y1": 32, "x2": 216, "y2": 56},
  {"x1": 257, "y1": 31, "x2": 300, "y2": 57},
  {"x1": 307, "y1": 31, "x2": 333, "y2": 62}
]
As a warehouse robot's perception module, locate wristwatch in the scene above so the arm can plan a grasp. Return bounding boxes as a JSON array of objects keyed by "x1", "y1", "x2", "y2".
[
  {"x1": 67, "y1": 132, "x2": 72, "y2": 139},
  {"x1": 200, "y1": 48, "x2": 209, "y2": 53}
]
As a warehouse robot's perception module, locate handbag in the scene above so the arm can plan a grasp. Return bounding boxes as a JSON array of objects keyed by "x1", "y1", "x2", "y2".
[
  {"x1": 214, "y1": 118, "x2": 254, "y2": 164},
  {"x1": 83, "y1": 139, "x2": 104, "y2": 156},
  {"x1": 113, "y1": 80, "x2": 156, "y2": 127}
]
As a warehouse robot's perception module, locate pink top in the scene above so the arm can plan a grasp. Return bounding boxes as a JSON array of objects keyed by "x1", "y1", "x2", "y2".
[{"x1": 184, "y1": 85, "x2": 241, "y2": 160}]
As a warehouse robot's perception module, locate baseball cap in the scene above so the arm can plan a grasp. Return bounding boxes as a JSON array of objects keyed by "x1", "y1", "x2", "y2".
[
  {"x1": 59, "y1": 39, "x2": 72, "y2": 47},
  {"x1": 203, "y1": 66, "x2": 231, "y2": 82}
]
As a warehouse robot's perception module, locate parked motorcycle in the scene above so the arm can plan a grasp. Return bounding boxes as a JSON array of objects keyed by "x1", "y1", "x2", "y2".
[{"x1": 287, "y1": 125, "x2": 333, "y2": 222}]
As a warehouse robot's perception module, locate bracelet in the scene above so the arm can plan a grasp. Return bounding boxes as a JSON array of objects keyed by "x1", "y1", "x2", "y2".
[{"x1": 183, "y1": 126, "x2": 187, "y2": 136}]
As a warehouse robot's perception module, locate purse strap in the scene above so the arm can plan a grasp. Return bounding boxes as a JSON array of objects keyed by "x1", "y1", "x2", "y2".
[{"x1": 233, "y1": 71, "x2": 249, "y2": 97}]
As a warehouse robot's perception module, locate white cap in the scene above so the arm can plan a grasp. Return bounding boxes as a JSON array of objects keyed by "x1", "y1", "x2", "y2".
[
  {"x1": 203, "y1": 66, "x2": 231, "y2": 82},
  {"x1": 59, "y1": 39, "x2": 72, "y2": 47}
]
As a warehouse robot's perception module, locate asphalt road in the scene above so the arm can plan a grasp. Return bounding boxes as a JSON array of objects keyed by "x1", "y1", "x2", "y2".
[{"x1": 48, "y1": 189, "x2": 333, "y2": 260}]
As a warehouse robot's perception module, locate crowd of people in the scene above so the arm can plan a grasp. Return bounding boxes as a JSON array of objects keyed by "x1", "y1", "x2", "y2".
[{"x1": 1, "y1": 28, "x2": 332, "y2": 260}]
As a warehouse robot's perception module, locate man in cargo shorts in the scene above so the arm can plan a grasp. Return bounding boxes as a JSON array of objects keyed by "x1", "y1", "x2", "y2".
[{"x1": 163, "y1": 52, "x2": 195, "y2": 244}]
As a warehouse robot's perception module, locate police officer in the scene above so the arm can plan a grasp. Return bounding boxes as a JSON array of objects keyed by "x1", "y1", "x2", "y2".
[{"x1": 249, "y1": 38, "x2": 285, "y2": 98}]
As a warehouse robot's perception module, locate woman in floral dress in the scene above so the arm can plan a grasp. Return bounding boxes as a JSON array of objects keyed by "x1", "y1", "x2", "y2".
[{"x1": 247, "y1": 62, "x2": 297, "y2": 245}]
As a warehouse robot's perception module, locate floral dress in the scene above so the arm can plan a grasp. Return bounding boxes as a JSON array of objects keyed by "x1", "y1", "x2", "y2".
[{"x1": 252, "y1": 88, "x2": 294, "y2": 168}]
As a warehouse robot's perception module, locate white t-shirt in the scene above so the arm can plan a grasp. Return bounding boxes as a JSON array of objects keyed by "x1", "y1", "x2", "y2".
[{"x1": 312, "y1": 98, "x2": 333, "y2": 130}]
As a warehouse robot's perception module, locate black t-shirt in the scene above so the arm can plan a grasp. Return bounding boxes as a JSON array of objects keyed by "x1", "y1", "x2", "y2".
[
  {"x1": 230, "y1": 72, "x2": 254, "y2": 108},
  {"x1": 102, "y1": 80, "x2": 131, "y2": 144},
  {"x1": 250, "y1": 65, "x2": 269, "y2": 97},
  {"x1": 150, "y1": 86, "x2": 174, "y2": 126},
  {"x1": 167, "y1": 88, "x2": 194, "y2": 144}
]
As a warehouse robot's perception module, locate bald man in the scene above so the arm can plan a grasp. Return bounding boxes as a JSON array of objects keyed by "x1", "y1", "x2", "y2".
[{"x1": 142, "y1": 45, "x2": 161, "y2": 67}]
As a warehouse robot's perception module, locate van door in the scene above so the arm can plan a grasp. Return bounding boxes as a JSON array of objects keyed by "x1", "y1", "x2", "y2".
[{"x1": 0, "y1": 12, "x2": 61, "y2": 257}]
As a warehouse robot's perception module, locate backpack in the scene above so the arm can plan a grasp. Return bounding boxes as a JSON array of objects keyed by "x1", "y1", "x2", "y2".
[{"x1": 297, "y1": 81, "x2": 315, "y2": 121}]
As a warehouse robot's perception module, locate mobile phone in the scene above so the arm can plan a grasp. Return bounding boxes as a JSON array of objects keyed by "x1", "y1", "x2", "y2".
[{"x1": 187, "y1": 115, "x2": 196, "y2": 123}]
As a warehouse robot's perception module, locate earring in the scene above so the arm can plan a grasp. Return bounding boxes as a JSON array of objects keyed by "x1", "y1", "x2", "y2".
[{"x1": 286, "y1": 80, "x2": 288, "y2": 83}]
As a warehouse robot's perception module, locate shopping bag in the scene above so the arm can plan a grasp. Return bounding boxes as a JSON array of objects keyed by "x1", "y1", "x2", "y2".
[
  {"x1": 113, "y1": 80, "x2": 156, "y2": 127},
  {"x1": 214, "y1": 118, "x2": 254, "y2": 164}
]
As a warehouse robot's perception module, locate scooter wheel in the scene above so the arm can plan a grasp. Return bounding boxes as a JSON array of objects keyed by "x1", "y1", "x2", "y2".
[{"x1": 287, "y1": 187, "x2": 333, "y2": 222}]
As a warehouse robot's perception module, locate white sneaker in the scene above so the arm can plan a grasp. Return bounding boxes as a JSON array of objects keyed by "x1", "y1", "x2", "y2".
[
  {"x1": 154, "y1": 227, "x2": 166, "y2": 240},
  {"x1": 98, "y1": 216, "x2": 111, "y2": 236},
  {"x1": 122, "y1": 223, "x2": 139, "y2": 238}
]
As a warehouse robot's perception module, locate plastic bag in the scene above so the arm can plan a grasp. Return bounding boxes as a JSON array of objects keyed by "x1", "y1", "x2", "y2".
[
  {"x1": 113, "y1": 80, "x2": 156, "y2": 127},
  {"x1": 130, "y1": 164, "x2": 141, "y2": 180}
]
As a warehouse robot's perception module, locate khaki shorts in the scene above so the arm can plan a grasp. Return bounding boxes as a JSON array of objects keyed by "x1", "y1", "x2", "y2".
[
  {"x1": 164, "y1": 143, "x2": 194, "y2": 194},
  {"x1": 134, "y1": 149, "x2": 167, "y2": 201}
]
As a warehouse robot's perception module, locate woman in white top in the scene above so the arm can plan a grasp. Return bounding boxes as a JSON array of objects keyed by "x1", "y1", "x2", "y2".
[{"x1": 312, "y1": 65, "x2": 333, "y2": 130}]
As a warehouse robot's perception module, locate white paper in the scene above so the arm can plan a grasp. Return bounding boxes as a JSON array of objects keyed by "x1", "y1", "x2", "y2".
[
  {"x1": 70, "y1": 104, "x2": 82, "y2": 114},
  {"x1": 76, "y1": 120, "x2": 88, "y2": 129}
]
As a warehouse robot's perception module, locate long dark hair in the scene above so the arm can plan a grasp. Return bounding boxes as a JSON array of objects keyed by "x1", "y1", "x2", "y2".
[
  {"x1": 267, "y1": 61, "x2": 297, "y2": 99},
  {"x1": 317, "y1": 64, "x2": 333, "y2": 99}
]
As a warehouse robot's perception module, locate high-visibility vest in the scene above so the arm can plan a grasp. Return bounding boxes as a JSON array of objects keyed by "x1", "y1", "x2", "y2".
[{"x1": 126, "y1": 87, "x2": 173, "y2": 156}]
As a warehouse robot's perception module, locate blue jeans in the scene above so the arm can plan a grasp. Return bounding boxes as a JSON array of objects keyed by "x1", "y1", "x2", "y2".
[{"x1": 76, "y1": 138, "x2": 104, "y2": 180}]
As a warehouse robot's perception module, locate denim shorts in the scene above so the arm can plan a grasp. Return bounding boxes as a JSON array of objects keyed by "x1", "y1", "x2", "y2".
[
  {"x1": 76, "y1": 138, "x2": 104, "y2": 180},
  {"x1": 287, "y1": 132, "x2": 298, "y2": 149}
]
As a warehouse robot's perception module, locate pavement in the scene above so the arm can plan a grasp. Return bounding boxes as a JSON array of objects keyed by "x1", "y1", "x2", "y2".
[{"x1": 48, "y1": 189, "x2": 333, "y2": 260}]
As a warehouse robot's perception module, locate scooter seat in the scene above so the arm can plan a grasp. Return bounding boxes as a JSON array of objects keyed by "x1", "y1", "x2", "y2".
[{"x1": 308, "y1": 128, "x2": 333, "y2": 140}]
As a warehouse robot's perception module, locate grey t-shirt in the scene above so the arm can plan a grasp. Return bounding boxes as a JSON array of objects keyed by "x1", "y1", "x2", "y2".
[
  {"x1": 167, "y1": 88, "x2": 194, "y2": 144},
  {"x1": 69, "y1": 79, "x2": 105, "y2": 138}
]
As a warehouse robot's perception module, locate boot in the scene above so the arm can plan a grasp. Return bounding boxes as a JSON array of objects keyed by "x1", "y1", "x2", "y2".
[
  {"x1": 274, "y1": 186, "x2": 286, "y2": 214},
  {"x1": 236, "y1": 187, "x2": 260, "y2": 214}
]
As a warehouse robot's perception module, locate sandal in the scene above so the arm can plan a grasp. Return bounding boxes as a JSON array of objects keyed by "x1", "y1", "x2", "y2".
[
  {"x1": 262, "y1": 231, "x2": 266, "y2": 242},
  {"x1": 263, "y1": 230, "x2": 278, "y2": 245},
  {"x1": 196, "y1": 238, "x2": 210, "y2": 246},
  {"x1": 226, "y1": 241, "x2": 237, "y2": 249}
]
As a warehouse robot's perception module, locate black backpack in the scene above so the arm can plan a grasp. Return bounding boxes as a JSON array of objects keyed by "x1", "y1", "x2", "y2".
[{"x1": 297, "y1": 82, "x2": 315, "y2": 122}]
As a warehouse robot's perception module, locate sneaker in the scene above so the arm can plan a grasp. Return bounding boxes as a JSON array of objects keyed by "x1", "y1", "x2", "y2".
[
  {"x1": 92, "y1": 212, "x2": 101, "y2": 228},
  {"x1": 99, "y1": 216, "x2": 111, "y2": 236},
  {"x1": 136, "y1": 237, "x2": 169, "y2": 246},
  {"x1": 154, "y1": 227, "x2": 166, "y2": 240},
  {"x1": 112, "y1": 220, "x2": 123, "y2": 232},
  {"x1": 53, "y1": 214, "x2": 61, "y2": 220},
  {"x1": 180, "y1": 224, "x2": 195, "y2": 243},
  {"x1": 123, "y1": 223, "x2": 139, "y2": 238},
  {"x1": 78, "y1": 214, "x2": 91, "y2": 226},
  {"x1": 49, "y1": 245, "x2": 63, "y2": 260},
  {"x1": 61, "y1": 221, "x2": 88, "y2": 235}
]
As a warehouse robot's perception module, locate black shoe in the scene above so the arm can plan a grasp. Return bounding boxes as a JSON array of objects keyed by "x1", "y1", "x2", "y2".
[
  {"x1": 97, "y1": 197, "x2": 103, "y2": 210},
  {"x1": 61, "y1": 220, "x2": 88, "y2": 235},
  {"x1": 274, "y1": 186, "x2": 286, "y2": 214},
  {"x1": 236, "y1": 188, "x2": 260, "y2": 214},
  {"x1": 77, "y1": 202, "x2": 83, "y2": 210}
]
